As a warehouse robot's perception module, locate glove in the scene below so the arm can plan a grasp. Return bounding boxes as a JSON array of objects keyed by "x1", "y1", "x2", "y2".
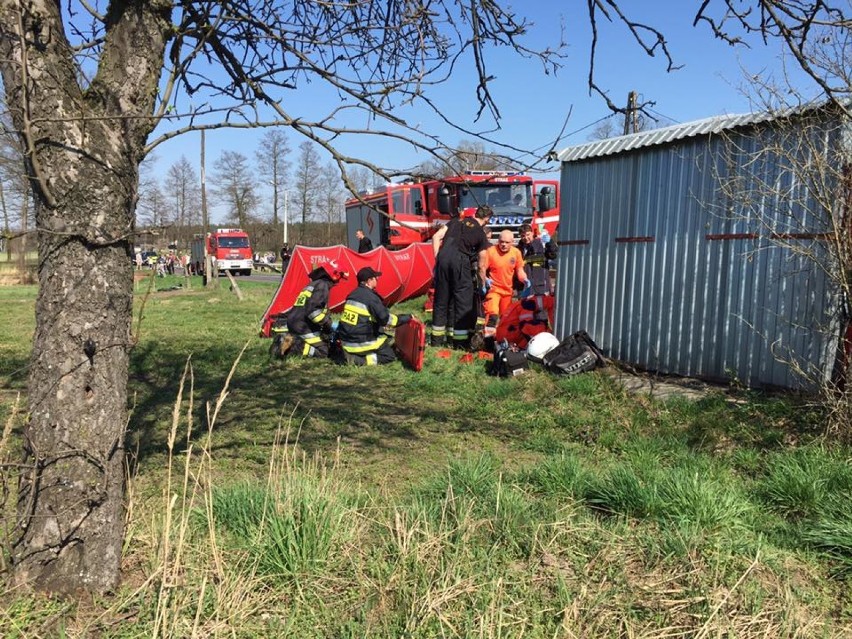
[
  {"x1": 520, "y1": 279, "x2": 533, "y2": 298},
  {"x1": 396, "y1": 314, "x2": 412, "y2": 325},
  {"x1": 331, "y1": 320, "x2": 339, "y2": 332},
  {"x1": 540, "y1": 232, "x2": 550, "y2": 244}
]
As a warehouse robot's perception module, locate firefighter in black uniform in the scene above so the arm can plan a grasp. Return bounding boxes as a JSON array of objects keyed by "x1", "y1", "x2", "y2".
[
  {"x1": 337, "y1": 267, "x2": 412, "y2": 365},
  {"x1": 284, "y1": 260, "x2": 349, "y2": 358},
  {"x1": 518, "y1": 223, "x2": 558, "y2": 295},
  {"x1": 430, "y1": 205, "x2": 492, "y2": 349}
]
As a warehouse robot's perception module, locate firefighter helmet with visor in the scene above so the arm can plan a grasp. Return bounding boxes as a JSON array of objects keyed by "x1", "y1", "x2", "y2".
[{"x1": 318, "y1": 260, "x2": 349, "y2": 283}]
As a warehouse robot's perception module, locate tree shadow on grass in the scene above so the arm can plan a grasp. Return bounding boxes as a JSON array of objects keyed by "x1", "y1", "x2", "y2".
[
  {"x1": 126, "y1": 339, "x2": 247, "y2": 463},
  {"x1": 126, "y1": 340, "x2": 520, "y2": 474},
  {"x1": 0, "y1": 354, "x2": 30, "y2": 392}
]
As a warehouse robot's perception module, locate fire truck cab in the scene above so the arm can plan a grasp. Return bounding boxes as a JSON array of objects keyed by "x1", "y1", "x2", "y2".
[
  {"x1": 345, "y1": 172, "x2": 558, "y2": 250},
  {"x1": 206, "y1": 228, "x2": 254, "y2": 276}
]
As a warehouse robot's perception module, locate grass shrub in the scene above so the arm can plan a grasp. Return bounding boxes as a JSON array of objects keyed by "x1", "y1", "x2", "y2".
[
  {"x1": 584, "y1": 464, "x2": 660, "y2": 519},
  {"x1": 754, "y1": 445, "x2": 852, "y2": 573},
  {"x1": 756, "y1": 445, "x2": 851, "y2": 519},
  {"x1": 405, "y1": 454, "x2": 539, "y2": 557},
  {"x1": 202, "y1": 408, "x2": 353, "y2": 583},
  {"x1": 521, "y1": 451, "x2": 590, "y2": 499},
  {"x1": 2, "y1": 281, "x2": 851, "y2": 637},
  {"x1": 579, "y1": 450, "x2": 758, "y2": 562},
  {"x1": 799, "y1": 517, "x2": 852, "y2": 574},
  {"x1": 657, "y1": 464, "x2": 753, "y2": 532}
]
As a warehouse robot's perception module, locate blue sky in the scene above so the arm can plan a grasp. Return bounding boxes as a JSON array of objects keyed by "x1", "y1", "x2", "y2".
[{"x1": 148, "y1": 2, "x2": 818, "y2": 214}]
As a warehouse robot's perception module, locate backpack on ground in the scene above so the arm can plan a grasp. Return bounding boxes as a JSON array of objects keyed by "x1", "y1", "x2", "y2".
[
  {"x1": 541, "y1": 330, "x2": 605, "y2": 376},
  {"x1": 488, "y1": 339, "x2": 529, "y2": 377}
]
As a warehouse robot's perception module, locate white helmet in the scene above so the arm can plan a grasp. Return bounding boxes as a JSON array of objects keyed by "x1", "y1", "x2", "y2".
[{"x1": 526, "y1": 332, "x2": 560, "y2": 363}]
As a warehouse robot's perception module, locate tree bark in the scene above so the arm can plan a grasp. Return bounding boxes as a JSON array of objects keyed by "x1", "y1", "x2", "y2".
[{"x1": 0, "y1": 0, "x2": 171, "y2": 593}]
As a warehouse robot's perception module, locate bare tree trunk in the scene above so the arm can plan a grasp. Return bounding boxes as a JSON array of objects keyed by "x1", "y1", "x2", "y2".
[
  {"x1": 200, "y1": 130, "x2": 215, "y2": 286},
  {"x1": 17, "y1": 171, "x2": 135, "y2": 592},
  {"x1": 0, "y1": 0, "x2": 170, "y2": 593}
]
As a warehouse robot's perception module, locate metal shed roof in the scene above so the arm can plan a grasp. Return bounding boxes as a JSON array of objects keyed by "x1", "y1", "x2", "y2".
[{"x1": 558, "y1": 109, "x2": 791, "y2": 163}]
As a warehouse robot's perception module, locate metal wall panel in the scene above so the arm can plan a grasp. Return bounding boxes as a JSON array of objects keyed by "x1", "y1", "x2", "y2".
[{"x1": 555, "y1": 114, "x2": 847, "y2": 390}]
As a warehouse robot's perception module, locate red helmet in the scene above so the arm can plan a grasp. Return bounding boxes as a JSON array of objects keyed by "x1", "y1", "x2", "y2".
[{"x1": 318, "y1": 259, "x2": 349, "y2": 283}]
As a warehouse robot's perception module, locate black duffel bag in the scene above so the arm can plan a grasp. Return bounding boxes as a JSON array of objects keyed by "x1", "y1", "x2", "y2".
[{"x1": 541, "y1": 330, "x2": 605, "y2": 376}]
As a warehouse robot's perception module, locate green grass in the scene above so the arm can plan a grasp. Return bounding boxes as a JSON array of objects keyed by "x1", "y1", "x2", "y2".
[
  {"x1": 209, "y1": 477, "x2": 347, "y2": 580},
  {"x1": 1, "y1": 278, "x2": 851, "y2": 637}
]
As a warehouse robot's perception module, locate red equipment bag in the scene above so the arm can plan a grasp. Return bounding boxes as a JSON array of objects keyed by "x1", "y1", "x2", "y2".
[{"x1": 395, "y1": 317, "x2": 427, "y2": 372}]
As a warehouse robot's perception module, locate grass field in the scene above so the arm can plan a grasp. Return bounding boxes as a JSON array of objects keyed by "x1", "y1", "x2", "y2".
[
  {"x1": 1, "y1": 274, "x2": 850, "y2": 638},
  {"x1": 0, "y1": 252, "x2": 37, "y2": 285}
]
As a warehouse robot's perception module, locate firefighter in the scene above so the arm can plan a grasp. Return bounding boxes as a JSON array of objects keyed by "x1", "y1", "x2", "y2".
[
  {"x1": 483, "y1": 229, "x2": 529, "y2": 321},
  {"x1": 337, "y1": 267, "x2": 412, "y2": 365},
  {"x1": 285, "y1": 260, "x2": 349, "y2": 358},
  {"x1": 430, "y1": 205, "x2": 492, "y2": 349},
  {"x1": 518, "y1": 223, "x2": 557, "y2": 295}
]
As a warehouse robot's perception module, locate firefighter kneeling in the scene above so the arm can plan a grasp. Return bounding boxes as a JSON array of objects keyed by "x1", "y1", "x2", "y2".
[
  {"x1": 336, "y1": 267, "x2": 413, "y2": 366},
  {"x1": 271, "y1": 260, "x2": 349, "y2": 359}
]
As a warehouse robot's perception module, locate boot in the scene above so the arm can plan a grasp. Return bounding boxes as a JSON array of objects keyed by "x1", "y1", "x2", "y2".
[
  {"x1": 271, "y1": 332, "x2": 296, "y2": 359},
  {"x1": 452, "y1": 337, "x2": 471, "y2": 351}
]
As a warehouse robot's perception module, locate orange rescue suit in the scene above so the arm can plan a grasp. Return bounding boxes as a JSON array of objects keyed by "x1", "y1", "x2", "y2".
[{"x1": 483, "y1": 245, "x2": 525, "y2": 318}]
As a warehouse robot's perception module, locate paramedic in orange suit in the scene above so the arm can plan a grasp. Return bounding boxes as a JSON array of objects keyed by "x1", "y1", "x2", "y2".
[{"x1": 483, "y1": 230, "x2": 529, "y2": 320}]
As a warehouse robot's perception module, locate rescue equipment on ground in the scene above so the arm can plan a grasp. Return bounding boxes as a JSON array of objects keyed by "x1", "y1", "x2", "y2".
[
  {"x1": 493, "y1": 295, "x2": 555, "y2": 350},
  {"x1": 525, "y1": 331, "x2": 560, "y2": 363},
  {"x1": 541, "y1": 331, "x2": 606, "y2": 376},
  {"x1": 489, "y1": 339, "x2": 529, "y2": 377},
  {"x1": 394, "y1": 317, "x2": 427, "y2": 372}
]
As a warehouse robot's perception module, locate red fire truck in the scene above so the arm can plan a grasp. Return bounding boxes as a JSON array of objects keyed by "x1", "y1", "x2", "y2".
[
  {"x1": 197, "y1": 228, "x2": 254, "y2": 276},
  {"x1": 345, "y1": 171, "x2": 559, "y2": 249}
]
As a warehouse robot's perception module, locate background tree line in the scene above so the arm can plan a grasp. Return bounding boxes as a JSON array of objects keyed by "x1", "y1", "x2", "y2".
[
  {"x1": 135, "y1": 135, "x2": 515, "y2": 254},
  {"x1": 0, "y1": 125, "x2": 390, "y2": 258},
  {"x1": 2, "y1": 127, "x2": 516, "y2": 259},
  {"x1": 135, "y1": 132, "x2": 387, "y2": 253},
  {"x1": 0, "y1": 112, "x2": 31, "y2": 274}
]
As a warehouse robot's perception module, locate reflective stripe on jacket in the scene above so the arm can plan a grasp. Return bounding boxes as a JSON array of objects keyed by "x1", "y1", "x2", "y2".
[
  {"x1": 287, "y1": 279, "x2": 332, "y2": 341},
  {"x1": 337, "y1": 284, "x2": 400, "y2": 353}
]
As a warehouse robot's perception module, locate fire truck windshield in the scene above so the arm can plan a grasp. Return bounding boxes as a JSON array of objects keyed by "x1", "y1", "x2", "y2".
[
  {"x1": 459, "y1": 185, "x2": 531, "y2": 213},
  {"x1": 218, "y1": 236, "x2": 250, "y2": 249}
]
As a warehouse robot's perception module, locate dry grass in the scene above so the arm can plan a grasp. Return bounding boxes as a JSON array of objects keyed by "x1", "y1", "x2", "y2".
[{"x1": 0, "y1": 282, "x2": 849, "y2": 637}]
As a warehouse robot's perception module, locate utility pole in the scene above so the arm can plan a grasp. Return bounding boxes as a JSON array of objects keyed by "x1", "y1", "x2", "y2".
[
  {"x1": 623, "y1": 90, "x2": 638, "y2": 135},
  {"x1": 200, "y1": 129, "x2": 216, "y2": 286},
  {"x1": 283, "y1": 190, "x2": 289, "y2": 246}
]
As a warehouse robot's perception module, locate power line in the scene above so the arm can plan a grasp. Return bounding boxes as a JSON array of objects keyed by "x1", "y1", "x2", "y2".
[
  {"x1": 646, "y1": 107, "x2": 680, "y2": 124},
  {"x1": 529, "y1": 112, "x2": 617, "y2": 157}
]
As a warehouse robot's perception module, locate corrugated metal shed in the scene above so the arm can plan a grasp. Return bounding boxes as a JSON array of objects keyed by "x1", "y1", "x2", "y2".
[
  {"x1": 557, "y1": 111, "x2": 778, "y2": 162},
  {"x1": 555, "y1": 104, "x2": 850, "y2": 390}
]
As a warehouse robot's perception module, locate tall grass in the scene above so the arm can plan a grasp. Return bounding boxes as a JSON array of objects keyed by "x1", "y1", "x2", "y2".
[
  {"x1": 0, "y1": 282, "x2": 850, "y2": 637},
  {"x1": 753, "y1": 445, "x2": 852, "y2": 574},
  {"x1": 407, "y1": 454, "x2": 538, "y2": 555},
  {"x1": 756, "y1": 445, "x2": 851, "y2": 519},
  {"x1": 208, "y1": 462, "x2": 348, "y2": 580}
]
